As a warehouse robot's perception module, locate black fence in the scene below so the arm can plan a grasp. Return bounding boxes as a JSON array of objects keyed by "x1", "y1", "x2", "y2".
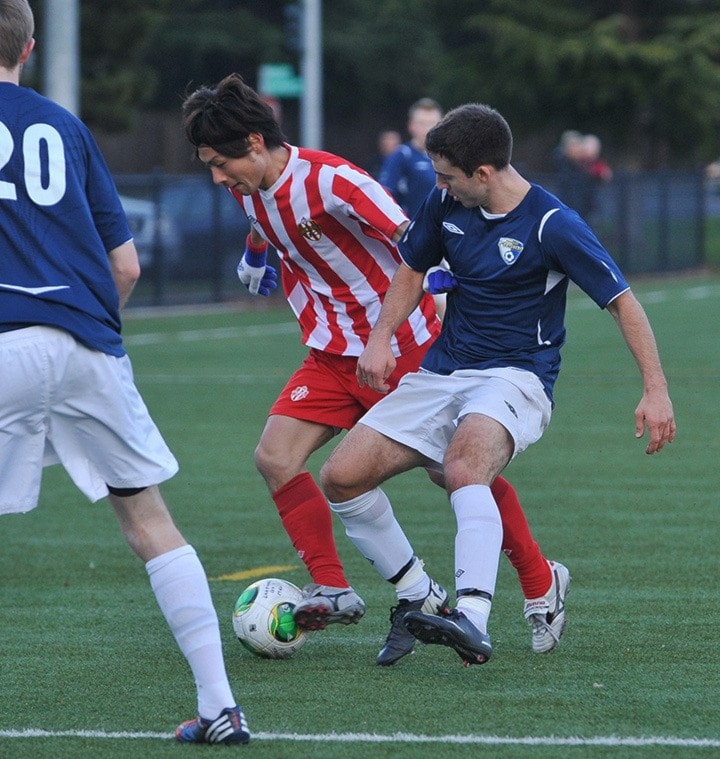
[
  {"x1": 528, "y1": 169, "x2": 707, "y2": 276},
  {"x1": 115, "y1": 169, "x2": 709, "y2": 309}
]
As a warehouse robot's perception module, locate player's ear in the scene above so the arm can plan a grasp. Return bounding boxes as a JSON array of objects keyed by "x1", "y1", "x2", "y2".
[
  {"x1": 247, "y1": 133, "x2": 265, "y2": 153},
  {"x1": 19, "y1": 38, "x2": 35, "y2": 65},
  {"x1": 473, "y1": 164, "x2": 493, "y2": 183}
]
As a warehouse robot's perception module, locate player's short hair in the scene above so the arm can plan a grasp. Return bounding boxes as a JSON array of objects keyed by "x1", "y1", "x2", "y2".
[
  {"x1": 182, "y1": 73, "x2": 287, "y2": 158},
  {"x1": 0, "y1": 0, "x2": 34, "y2": 69},
  {"x1": 425, "y1": 103, "x2": 513, "y2": 176}
]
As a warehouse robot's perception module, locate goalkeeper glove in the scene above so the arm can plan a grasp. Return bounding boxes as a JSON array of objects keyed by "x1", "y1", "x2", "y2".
[
  {"x1": 423, "y1": 265, "x2": 458, "y2": 294},
  {"x1": 237, "y1": 233, "x2": 278, "y2": 296}
]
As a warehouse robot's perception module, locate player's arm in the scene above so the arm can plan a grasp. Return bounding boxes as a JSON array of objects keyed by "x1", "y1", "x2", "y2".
[
  {"x1": 605, "y1": 289, "x2": 676, "y2": 454},
  {"x1": 391, "y1": 221, "x2": 409, "y2": 242},
  {"x1": 358, "y1": 261, "x2": 425, "y2": 393},
  {"x1": 108, "y1": 240, "x2": 141, "y2": 308}
]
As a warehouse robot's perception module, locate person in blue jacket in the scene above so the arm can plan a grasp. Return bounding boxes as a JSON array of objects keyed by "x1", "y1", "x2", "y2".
[{"x1": 379, "y1": 97, "x2": 443, "y2": 217}]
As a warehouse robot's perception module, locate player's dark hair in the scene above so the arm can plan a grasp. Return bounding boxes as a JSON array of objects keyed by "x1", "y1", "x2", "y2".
[
  {"x1": 182, "y1": 73, "x2": 286, "y2": 158},
  {"x1": 425, "y1": 104, "x2": 512, "y2": 176},
  {"x1": 0, "y1": 0, "x2": 34, "y2": 69}
]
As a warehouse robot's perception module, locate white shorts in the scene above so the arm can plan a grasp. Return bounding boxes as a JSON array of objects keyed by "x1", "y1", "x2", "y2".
[
  {"x1": 0, "y1": 326, "x2": 179, "y2": 514},
  {"x1": 358, "y1": 366, "x2": 552, "y2": 466}
]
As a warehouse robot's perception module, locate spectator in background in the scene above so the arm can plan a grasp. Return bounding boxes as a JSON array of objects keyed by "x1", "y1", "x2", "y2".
[
  {"x1": 380, "y1": 98, "x2": 446, "y2": 316},
  {"x1": 379, "y1": 98, "x2": 443, "y2": 217},
  {"x1": 369, "y1": 129, "x2": 402, "y2": 179},
  {"x1": 554, "y1": 130, "x2": 612, "y2": 223},
  {"x1": 581, "y1": 134, "x2": 613, "y2": 183},
  {"x1": 554, "y1": 129, "x2": 592, "y2": 216}
]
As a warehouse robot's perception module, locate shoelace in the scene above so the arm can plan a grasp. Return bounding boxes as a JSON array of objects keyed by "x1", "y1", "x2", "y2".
[{"x1": 530, "y1": 614, "x2": 562, "y2": 644}]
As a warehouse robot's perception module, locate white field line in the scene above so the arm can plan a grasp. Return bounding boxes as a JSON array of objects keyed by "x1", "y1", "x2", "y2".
[
  {"x1": 0, "y1": 729, "x2": 718, "y2": 747},
  {"x1": 124, "y1": 321, "x2": 298, "y2": 347},
  {"x1": 124, "y1": 283, "x2": 720, "y2": 348}
]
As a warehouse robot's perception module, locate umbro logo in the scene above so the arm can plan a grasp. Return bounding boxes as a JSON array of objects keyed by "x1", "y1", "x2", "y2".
[
  {"x1": 504, "y1": 401, "x2": 518, "y2": 418},
  {"x1": 442, "y1": 222, "x2": 464, "y2": 235}
]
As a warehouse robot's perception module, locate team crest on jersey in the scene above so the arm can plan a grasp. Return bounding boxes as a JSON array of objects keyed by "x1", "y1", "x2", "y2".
[
  {"x1": 298, "y1": 217, "x2": 322, "y2": 241},
  {"x1": 290, "y1": 385, "x2": 310, "y2": 402},
  {"x1": 497, "y1": 237, "x2": 524, "y2": 265}
]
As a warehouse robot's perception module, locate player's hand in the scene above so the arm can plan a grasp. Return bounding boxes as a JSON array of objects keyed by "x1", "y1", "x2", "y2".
[
  {"x1": 243, "y1": 263, "x2": 277, "y2": 297},
  {"x1": 357, "y1": 340, "x2": 396, "y2": 394},
  {"x1": 423, "y1": 265, "x2": 458, "y2": 294},
  {"x1": 634, "y1": 389, "x2": 676, "y2": 454},
  {"x1": 237, "y1": 234, "x2": 278, "y2": 296}
]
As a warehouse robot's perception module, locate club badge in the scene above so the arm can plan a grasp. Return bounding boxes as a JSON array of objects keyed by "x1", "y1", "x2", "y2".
[
  {"x1": 497, "y1": 237, "x2": 524, "y2": 265},
  {"x1": 298, "y1": 217, "x2": 322, "y2": 241}
]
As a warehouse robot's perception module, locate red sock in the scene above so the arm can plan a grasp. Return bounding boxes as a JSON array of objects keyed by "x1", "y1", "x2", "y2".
[
  {"x1": 273, "y1": 472, "x2": 349, "y2": 588},
  {"x1": 491, "y1": 476, "x2": 552, "y2": 598}
]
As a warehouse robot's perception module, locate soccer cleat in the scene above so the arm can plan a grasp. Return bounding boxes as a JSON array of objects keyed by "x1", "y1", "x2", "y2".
[
  {"x1": 523, "y1": 560, "x2": 571, "y2": 653},
  {"x1": 175, "y1": 705, "x2": 250, "y2": 745},
  {"x1": 404, "y1": 607, "x2": 492, "y2": 666},
  {"x1": 376, "y1": 579, "x2": 450, "y2": 666},
  {"x1": 292, "y1": 583, "x2": 366, "y2": 631}
]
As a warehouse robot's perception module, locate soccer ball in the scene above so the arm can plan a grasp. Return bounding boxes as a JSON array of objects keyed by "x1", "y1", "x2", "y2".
[{"x1": 232, "y1": 577, "x2": 309, "y2": 659}]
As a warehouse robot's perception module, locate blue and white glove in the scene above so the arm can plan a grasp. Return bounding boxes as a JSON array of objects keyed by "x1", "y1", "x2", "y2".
[
  {"x1": 422, "y1": 264, "x2": 458, "y2": 294},
  {"x1": 237, "y1": 234, "x2": 278, "y2": 296}
]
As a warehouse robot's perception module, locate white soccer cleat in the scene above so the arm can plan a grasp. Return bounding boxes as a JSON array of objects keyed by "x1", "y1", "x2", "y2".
[
  {"x1": 292, "y1": 583, "x2": 366, "y2": 631},
  {"x1": 523, "y1": 561, "x2": 571, "y2": 653}
]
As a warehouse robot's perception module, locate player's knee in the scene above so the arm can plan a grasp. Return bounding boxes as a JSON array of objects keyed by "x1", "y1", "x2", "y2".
[
  {"x1": 254, "y1": 440, "x2": 304, "y2": 491},
  {"x1": 441, "y1": 457, "x2": 478, "y2": 492},
  {"x1": 319, "y1": 456, "x2": 358, "y2": 503},
  {"x1": 253, "y1": 439, "x2": 280, "y2": 479}
]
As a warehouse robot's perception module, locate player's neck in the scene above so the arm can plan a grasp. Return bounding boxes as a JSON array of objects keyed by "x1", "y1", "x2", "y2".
[
  {"x1": 484, "y1": 167, "x2": 531, "y2": 215},
  {"x1": 259, "y1": 145, "x2": 291, "y2": 190},
  {"x1": 0, "y1": 66, "x2": 20, "y2": 85}
]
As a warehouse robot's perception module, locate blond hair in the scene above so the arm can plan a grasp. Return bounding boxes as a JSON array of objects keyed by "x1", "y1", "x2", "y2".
[{"x1": 0, "y1": 0, "x2": 34, "y2": 69}]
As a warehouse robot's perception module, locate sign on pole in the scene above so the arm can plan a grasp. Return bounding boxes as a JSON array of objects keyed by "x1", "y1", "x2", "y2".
[{"x1": 258, "y1": 64, "x2": 304, "y2": 98}]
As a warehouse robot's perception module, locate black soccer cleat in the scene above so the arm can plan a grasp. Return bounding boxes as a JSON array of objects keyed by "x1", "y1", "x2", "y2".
[
  {"x1": 376, "y1": 579, "x2": 449, "y2": 666},
  {"x1": 404, "y1": 607, "x2": 492, "y2": 666}
]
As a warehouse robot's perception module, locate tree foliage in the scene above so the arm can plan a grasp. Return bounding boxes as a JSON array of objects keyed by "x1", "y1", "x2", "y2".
[
  {"x1": 38, "y1": 0, "x2": 720, "y2": 167},
  {"x1": 429, "y1": 0, "x2": 720, "y2": 167}
]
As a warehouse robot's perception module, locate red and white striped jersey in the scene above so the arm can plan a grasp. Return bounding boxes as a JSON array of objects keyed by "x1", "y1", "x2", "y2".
[{"x1": 231, "y1": 144, "x2": 439, "y2": 357}]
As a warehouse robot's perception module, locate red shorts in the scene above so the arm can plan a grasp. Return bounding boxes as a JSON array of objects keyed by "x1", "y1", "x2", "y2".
[{"x1": 269, "y1": 342, "x2": 432, "y2": 430}]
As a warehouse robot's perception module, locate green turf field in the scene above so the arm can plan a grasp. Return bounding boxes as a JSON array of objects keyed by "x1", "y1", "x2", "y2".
[{"x1": 1, "y1": 273, "x2": 718, "y2": 758}]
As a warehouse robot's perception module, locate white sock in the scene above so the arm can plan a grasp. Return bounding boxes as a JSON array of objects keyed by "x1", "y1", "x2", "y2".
[
  {"x1": 146, "y1": 544, "x2": 235, "y2": 719},
  {"x1": 457, "y1": 595, "x2": 492, "y2": 634},
  {"x1": 394, "y1": 556, "x2": 431, "y2": 602},
  {"x1": 450, "y1": 484, "x2": 503, "y2": 599},
  {"x1": 329, "y1": 488, "x2": 413, "y2": 580}
]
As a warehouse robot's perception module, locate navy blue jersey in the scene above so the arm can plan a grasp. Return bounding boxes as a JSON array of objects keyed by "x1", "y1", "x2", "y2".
[
  {"x1": 399, "y1": 183, "x2": 629, "y2": 401},
  {"x1": 0, "y1": 83, "x2": 132, "y2": 356},
  {"x1": 378, "y1": 143, "x2": 436, "y2": 217}
]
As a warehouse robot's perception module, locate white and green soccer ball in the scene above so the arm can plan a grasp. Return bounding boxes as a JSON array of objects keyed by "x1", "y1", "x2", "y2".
[{"x1": 232, "y1": 577, "x2": 309, "y2": 659}]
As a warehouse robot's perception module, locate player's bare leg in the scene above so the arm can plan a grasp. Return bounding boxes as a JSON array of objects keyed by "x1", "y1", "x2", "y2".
[{"x1": 255, "y1": 415, "x2": 365, "y2": 628}]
